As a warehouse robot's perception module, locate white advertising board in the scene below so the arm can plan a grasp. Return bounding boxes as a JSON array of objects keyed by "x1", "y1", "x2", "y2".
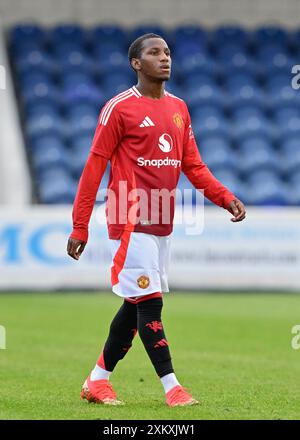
[{"x1": 0, "y1": 206, "x2": 300, "y2": 291}]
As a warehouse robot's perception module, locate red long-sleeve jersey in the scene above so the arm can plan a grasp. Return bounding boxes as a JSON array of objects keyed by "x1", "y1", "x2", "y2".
[{"x1": 71, "y1": 86, "x2": 235, "y2": 242}]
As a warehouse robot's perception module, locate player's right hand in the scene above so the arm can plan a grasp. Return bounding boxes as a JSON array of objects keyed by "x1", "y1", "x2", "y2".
[{"x1": 67, "y1": 237, "x2": 86, "y2": 260}]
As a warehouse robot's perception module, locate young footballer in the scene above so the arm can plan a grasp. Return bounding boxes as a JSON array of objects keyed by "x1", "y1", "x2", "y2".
[{"x1": 67, "y1": 33, "x2": 246, "y2": 407}]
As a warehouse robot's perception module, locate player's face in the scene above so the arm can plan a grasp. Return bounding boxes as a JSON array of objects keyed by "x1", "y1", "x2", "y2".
[{"x1": 137, "y1": 38, "x2": 171, "y2": 81}]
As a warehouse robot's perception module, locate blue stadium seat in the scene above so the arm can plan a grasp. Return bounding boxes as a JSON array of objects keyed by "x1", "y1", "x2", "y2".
[
  {"x1": 30, "y1": 134, "x2": 66, "y2": 153},
  {"x1": 209, "y1": 169, "x2": 246, "y2": 201},
  {"x1": 9, "y1": 23, "x2": 299, "y2": 205},
  {"x1": 215, "y1": 44, "x2": 247, "y2": 64},
  {"x1": 96, "y1": 53, "x2": 130, "y2": 76},
  {"x1": 211, "y1": 26, "x2": 249, "y2": 49},
  {"x1": 201, "y1": 142, "x2": 237, "y2": 173},
  {"x1": 183, "y1": 72, "x2": 217, "y2": 93},
  {"x1": 38, "y1": 168, "x2": 76, "y2": 204},
  {"x1": 11, "y1": 41, "x2": 46, "y2": 59},
  {"x1": 129, "y1": 25, "x2": 168, "y2": 42},
  {"x1": 32, "y1": 144, "x2": 69, "y2": 176},
  {"x1": 225, "y1": 72, "x2": 257, "y2": 93},
  {"x1": 246, "y1": 170, "x2": 288, "y2": 205},
  {"x1": 237, "y1": 140, "x2": 280, "y2": 176},
  {"x1": 238, "y1": 135, "x2": 274, "y2": 152},
  {"x1": 23, "y1": 83, "x2": 61, "y2": 109},
  {"x1": 273, "y1": 106, "x2": 300, "y2": 125},
  {"x1": 269, "y1": 86, "x2": 300, "y2": 110},
  {"x1": 280, "y1": 136, "x2": 300, "y2": 175},
  {"x1": 289, "y1": 169, "x2": 300, "y2": 185},
  {"x1": 20, "y1": 71, "x2": 54, "y2": 89},
  {"x1": 288, "y1": 171, "x2": 300, "y2": 205},
  {"x1": 69, "y1": 147, "x2": 89, "y2": 178},
  {"x1": 93, "y1": 41, "x2": 126, "y2": 60},
  {"x1": 53, "y1": 42, "x2": 86, "y2": 60},
  {"x1": 231, "y1": 105, "x2": 266, "y2": 122},
  {"x1": 68, "y1": 113, "x2": 98, "y2": 137},
  {"x1": 16, "y1": 50, "x2": 57, "y2": 77},
  {"x1": 252, "y1": 26, "x2": 289, "y2": 49},
  {"x1": 67, "y1": 102, "x2": 99, "y2": 119},
  {"x1": 101, "y1": 72, "x2": 133, "y2": 91},
  {"x1": 61, "y1": 71, "x2": 95, "y2": 89},
  {"x1": 179, "y1": 53, "x2": 217, "y2": 77},
  {"x1": 25, "y1": 102, "x2": 61, "y2": 119},
  {"x1": 257, "y1": 43, "x2": 288, "y2": 62},
  {"x1": 199, "y1": 136, "x2": 232, "y2": 153},
  {"x1": 58, "y1": 53, "x2": 96, "y2": 76},
  {"x1": 285, "y1": 184, "x2": 300, "y2": 206},
  {"x1": 187, "y1": 84, "x2": 225, "y2": 110},
  {"x1": 27, "y1": 114, "x2": 65, "y2": 140},
  {"x1": 289, "y1": 29, "x2": 300, "y2": 52},
  {"x1": 165, "y1": 83, "x2": 184, "y2": 98},
  {"x1": 62, "y1": 83, "x2": 104, "y2": 107},
  {"x1": 172, "y1": 25, "x2": 207, "y2": 47},
  {"x1": 11, "y1": 24, "x2": 45, "y2": 46},
  {"x1": 265, "y1": 72, "x2": 291, "y2": 93},
  {"x1": 90, "y1": 25, "x2": 128, "y2": 46},
  {"x1": 280, "y1": 135, "x2": 299, "y2": 153},
  {"x1": 192, "y1": 116, "x2": 230, "y2": 140},
  {"x1": 50, "y1": 25, "x2": 86, "y2": 46},
  {"x1": 233, "y1": 114, "x2": 274, "y2": 142},
  {"x1": 280, "y1": 116, "x2": 300, "y2": 142},
  {"x1": 191, "y1": 105, "x2": 224, "y2": 122},
  {"x1": 262, "y1": 56, "x2": 295, "y2": 81},
  {"x1": 220, "y1": 57, "x2": 261, "y2": 85},
  {"x1": 70, "y1": 133, "x2": 94, "y2": 153},
  {"x1": 192, "y1": 111, "x2": 227, "y2": 128},
  {"x1": 173, "y1": 41, "x2": 206, "y2": 61}
]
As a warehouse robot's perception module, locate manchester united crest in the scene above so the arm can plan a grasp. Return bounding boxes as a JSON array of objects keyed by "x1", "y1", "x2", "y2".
[
  {"x1": 173, "y1": 113, "x2": 184, "y2": 129},
  {"x1": 137, "y1": 275, "x2": 150, "y2": 289}
]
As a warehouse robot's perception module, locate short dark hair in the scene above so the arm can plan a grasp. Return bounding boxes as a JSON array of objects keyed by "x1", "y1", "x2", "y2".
[{"x1": 128, "y1": 33, "x2": 164, "y2": 70}]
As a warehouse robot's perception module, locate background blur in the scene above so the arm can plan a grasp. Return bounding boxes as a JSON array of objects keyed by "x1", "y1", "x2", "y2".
[{"x1": 1, "y1": 0, "x2": 300, "y2": 291}]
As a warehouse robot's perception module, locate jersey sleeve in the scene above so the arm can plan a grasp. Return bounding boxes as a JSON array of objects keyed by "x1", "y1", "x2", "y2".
[
  {"x1": 90, "y1": 102, "x2": 124, "y2": 159},
  {"x1": 70, "y1": 152, "x2": 108, "y2": 242},
  {"x1": 181, "y1": 105, "x2": 236, "y2": 209}
]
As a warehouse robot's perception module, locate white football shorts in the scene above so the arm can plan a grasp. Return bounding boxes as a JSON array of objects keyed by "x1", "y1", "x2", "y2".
[{"x1": 109, "y1": 232, "x2": 171, "y2": 299}]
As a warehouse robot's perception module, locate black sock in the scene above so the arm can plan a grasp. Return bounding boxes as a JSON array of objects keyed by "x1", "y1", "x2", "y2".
[
  {"x1": 137, "y1": 297, "x2": 174, "y2": 378},
  {"x1": 100, "y1": 300, "x2": 137, "y2": 372}
]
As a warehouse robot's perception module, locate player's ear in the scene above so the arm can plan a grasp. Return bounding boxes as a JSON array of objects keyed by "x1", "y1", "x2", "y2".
[{"x1": 131, "y1": 58, "x2": 141, "y2": 72}]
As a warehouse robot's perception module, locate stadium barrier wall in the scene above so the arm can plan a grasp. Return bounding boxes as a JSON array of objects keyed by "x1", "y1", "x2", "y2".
[
  {"x1": 0, "y1": 206, "x2": 299, "y2": 291},
  {"x1": 1, "y1": 0, "x2": 300, "y2": 27},
  {"x1": 0, "y1": 21, "x2": 32, "y2": 205}
]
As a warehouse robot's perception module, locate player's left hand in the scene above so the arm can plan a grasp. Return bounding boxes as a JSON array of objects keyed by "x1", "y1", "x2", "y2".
[
  {"x1": 227, "y1": 198, "x2": 246, "y2": 222},
  {"x1": 67, "y1": 237, "x2": 86, "y2": 260}
]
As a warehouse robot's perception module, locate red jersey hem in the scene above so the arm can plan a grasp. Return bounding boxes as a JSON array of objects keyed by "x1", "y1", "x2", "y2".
[{"x1": 107, "y1": 224, "x2": 173, "y2": 239}]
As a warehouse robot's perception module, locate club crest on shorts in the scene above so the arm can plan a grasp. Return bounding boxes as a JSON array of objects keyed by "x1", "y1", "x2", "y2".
[{"x1": 137, "y1": 275, "x2": 150, "y2": 289}]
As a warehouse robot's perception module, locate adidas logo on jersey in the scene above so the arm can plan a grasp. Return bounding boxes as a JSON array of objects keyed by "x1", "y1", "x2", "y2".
[{"x1": 139, "y1": 116, "x2": 155, "y2": 127}]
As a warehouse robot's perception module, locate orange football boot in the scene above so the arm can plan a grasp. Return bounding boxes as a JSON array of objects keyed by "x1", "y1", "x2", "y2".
[
  {"x1": 81, "y1": 375, "x2": 123, "y2": 405},
  {"x1": 166, "y1": 385, "x2": 199, "y2": 407}
]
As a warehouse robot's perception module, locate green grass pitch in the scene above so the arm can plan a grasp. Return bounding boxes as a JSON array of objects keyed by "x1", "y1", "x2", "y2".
[{"x1": 0, "y1": 292, "x2": 300, "y2": 420}]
